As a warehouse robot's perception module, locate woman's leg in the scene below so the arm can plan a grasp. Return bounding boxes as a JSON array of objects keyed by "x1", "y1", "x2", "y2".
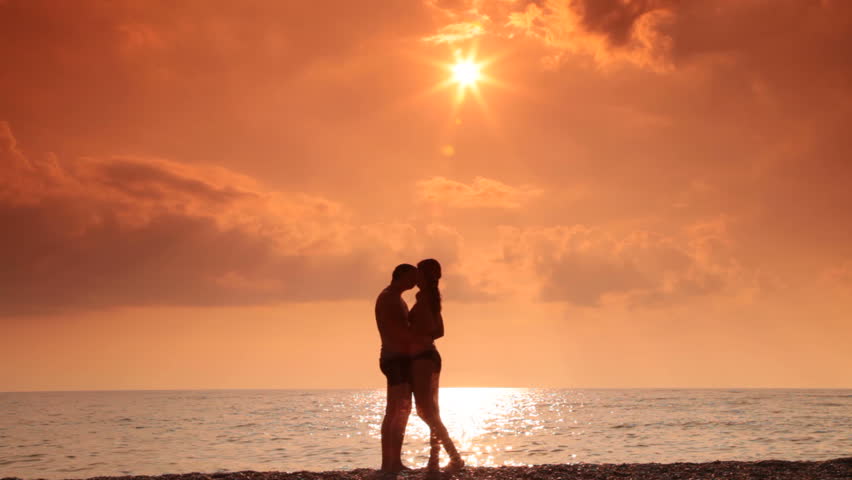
[
  {"x1": 411, "y1": 355, "x2": 462, "y2": 468},
  {"x1": 427, "y1": 355, "x2": 461, "y2": 464},
  {"x1": 426, "y1": 365, "x2": 442, "y2": 468}
]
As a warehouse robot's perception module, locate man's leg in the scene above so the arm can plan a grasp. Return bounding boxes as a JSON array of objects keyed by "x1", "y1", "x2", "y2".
[
  {"x1": 381, "y1": 389, "x2": 393, "y2": 471},
  {"x1": 388, "y1": 382, "x2": 412, "y2": 470},
  {"x1": 380, "y1": 356, "x2": 412, "y2": 472},
  {"x1": 382, "y1": 382, "x2": 412, "y2": 471}
]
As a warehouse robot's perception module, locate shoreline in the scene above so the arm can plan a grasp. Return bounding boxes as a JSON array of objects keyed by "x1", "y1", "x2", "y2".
[{"x1": 5, "y1": 458, "x2": 851, "y2": 480}]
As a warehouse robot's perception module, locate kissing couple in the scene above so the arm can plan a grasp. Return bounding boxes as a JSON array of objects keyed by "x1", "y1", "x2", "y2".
[{"x1": 374, "y1": 259, "x2": 464, "y2": 474}]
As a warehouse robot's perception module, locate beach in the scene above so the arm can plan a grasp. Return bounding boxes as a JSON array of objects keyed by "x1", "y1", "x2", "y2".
[{"x1": 4, "y1": 458, "x2": 851, "y2": 480}]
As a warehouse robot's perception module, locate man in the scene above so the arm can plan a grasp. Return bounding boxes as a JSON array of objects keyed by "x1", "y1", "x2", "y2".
[{"x1": 375, "y1": 263, "x2": 418, "y2": 473}]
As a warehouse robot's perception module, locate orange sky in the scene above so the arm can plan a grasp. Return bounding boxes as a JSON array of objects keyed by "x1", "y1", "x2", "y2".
[{"x1": 2, "y1": 0, "x2": 851, "y2": 391}]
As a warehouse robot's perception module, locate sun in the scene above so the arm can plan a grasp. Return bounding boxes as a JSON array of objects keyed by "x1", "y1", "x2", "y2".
[
  {"x1": 452, "y1": 60, "x2": 481, "y2": 87},
  {"x1": 410, "y1": 46, "x2": 514, "y2": 126}
]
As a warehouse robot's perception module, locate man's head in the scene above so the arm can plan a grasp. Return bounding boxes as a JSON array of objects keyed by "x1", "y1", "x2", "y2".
[{"x1": 391, "y1": 263, "x2": 417, "y2": 290}]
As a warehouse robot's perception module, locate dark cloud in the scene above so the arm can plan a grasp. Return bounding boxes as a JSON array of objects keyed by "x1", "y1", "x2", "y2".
[
  {"x1": 0, "y1": 123, "x2": 485, "y2": 316},
  {"x1": 573, "y1": 0, "x2": 674, "y2": 47},
  {"x1": 497, "y1": 0, "x2": 852, "y2": 76}
]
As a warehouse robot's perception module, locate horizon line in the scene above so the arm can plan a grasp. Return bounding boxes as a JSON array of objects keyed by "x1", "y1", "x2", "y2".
[{"x1": 2, "y1": 386, "x2": 851, "y2": 393}]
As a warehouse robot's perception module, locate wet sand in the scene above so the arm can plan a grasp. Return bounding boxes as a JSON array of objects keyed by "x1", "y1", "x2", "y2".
[{"x1": 5, "y1": 457, "x2": 850, "y2": 480}]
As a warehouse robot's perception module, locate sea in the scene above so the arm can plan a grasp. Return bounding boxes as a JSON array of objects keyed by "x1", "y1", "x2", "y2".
[{"x1": 1, "y1": 389, "x2": 850, "y2": 479}]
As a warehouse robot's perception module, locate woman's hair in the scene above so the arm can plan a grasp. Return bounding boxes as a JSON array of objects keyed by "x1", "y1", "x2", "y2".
[{"x1": 417, "y1": 258, "x2": 442, "y2": 315}]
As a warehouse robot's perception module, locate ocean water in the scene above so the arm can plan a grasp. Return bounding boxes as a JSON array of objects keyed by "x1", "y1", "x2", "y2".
[{"x1": 1, "y1": 389, "x2": 850, "y2": 479}]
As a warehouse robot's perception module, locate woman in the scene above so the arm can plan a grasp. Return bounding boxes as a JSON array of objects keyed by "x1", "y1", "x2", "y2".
[{"x1": 408, "y1": 258, "x2": 465, "y2": 473}]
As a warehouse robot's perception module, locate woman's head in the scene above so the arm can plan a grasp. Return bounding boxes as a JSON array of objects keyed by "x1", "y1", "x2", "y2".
[
  {"x1": 417, "y1": 258, "x2": 441, "y2": 283},
  {"x1": 417, "y1": 258, "x2": 442, "y2": 314}
]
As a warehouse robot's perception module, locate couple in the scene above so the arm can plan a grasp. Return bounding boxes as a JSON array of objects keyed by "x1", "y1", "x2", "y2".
[{"x1": 374, "y1": 259, "x2": 464, "y2": 474}]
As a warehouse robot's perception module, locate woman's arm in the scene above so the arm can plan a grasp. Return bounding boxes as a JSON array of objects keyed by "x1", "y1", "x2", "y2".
[
  {"x1": 432, "y1": 312, "x2": 444, "y2": 340},
  {"x1": 409, "y1": 299, "x2": 434, "y2": 338},
  {"x1": 411, "y1": 291, "x2": 444, "y2": 340}
]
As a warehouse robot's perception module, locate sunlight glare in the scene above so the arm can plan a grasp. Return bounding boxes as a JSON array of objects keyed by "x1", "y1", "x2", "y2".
[
  {"x1": 452, "y1": 60, "x2": 481, "y2": 87},
  {"x1": 394, "y1": 387, "x2": 532, "y2": 468},
  {"x1": 407, "y1": 46, "x2": 515, "y2": 131}
]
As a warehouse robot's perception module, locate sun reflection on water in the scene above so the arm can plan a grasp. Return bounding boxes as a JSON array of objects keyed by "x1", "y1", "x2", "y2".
[{"x1": 368, "y1": 388, "x2": 536, "y2": 468}]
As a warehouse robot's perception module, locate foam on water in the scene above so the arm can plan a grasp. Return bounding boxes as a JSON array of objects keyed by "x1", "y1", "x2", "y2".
[{"x1": 1, "y1": 389, "x2": 850, "y2": 479}]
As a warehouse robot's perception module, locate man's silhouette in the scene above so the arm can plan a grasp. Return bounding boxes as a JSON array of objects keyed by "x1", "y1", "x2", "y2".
[{"x1": 375, "y1": 264, "x2": 418, "y2": 473}]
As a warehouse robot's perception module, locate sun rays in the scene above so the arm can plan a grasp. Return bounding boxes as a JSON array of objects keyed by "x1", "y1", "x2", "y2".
[
  {"x1": 398, "y1": 43, "x2": 517, "y2": 139},
  {"x1": 452, "y1": 59, "x2": 481, "y2": 87},
  {"x1": 445, "y1": 48, "x2": 494, "y2": 113}
]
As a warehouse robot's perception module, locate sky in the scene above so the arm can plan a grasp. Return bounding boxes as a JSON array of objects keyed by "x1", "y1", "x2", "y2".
[{"x1": 1, "y1": 0, "x2": 851, "y2": 391}]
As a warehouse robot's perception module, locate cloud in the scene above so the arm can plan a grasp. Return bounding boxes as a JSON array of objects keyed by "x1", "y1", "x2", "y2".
[
  {"x1": 571, "y1": 0, "x2": 673, "y2": 47},
  {"x1": 498, "y1": 221, "x2": 744, "y2": 308},
  {"x1": 423, "y1": 21, "x2": 486, "y2": 44},
  {"x1": 504, "y1": 0, "x2": 676, "y2": 70},
  {"x1": 0, "y1": 122, "x2": 486, "y2": 315},
  {"x1": 420, "y1": 0, "x2": 678, "y2": 69},
  {"x1": 421, "y1": 0, "x2": 510, "y2": 45},
  {"x1": 417, "y1": 176, "x2": 541, "y2": 209},
  {"x1": 4, "y1": 1, "x2": 852, "y2": 316},
  {"x1": 421, "y1": 0, "x2": 852, "y2": 76}
]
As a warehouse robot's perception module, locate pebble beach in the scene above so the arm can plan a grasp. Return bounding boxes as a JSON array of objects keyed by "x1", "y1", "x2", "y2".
[{"x1": 6, "y1": 458, "x2": 851, "y2": 480}]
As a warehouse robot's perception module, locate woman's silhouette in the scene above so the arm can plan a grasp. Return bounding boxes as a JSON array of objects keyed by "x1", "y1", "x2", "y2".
[{"x1": 408, "y1": 258, "x2": 464, "y2": 472}]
